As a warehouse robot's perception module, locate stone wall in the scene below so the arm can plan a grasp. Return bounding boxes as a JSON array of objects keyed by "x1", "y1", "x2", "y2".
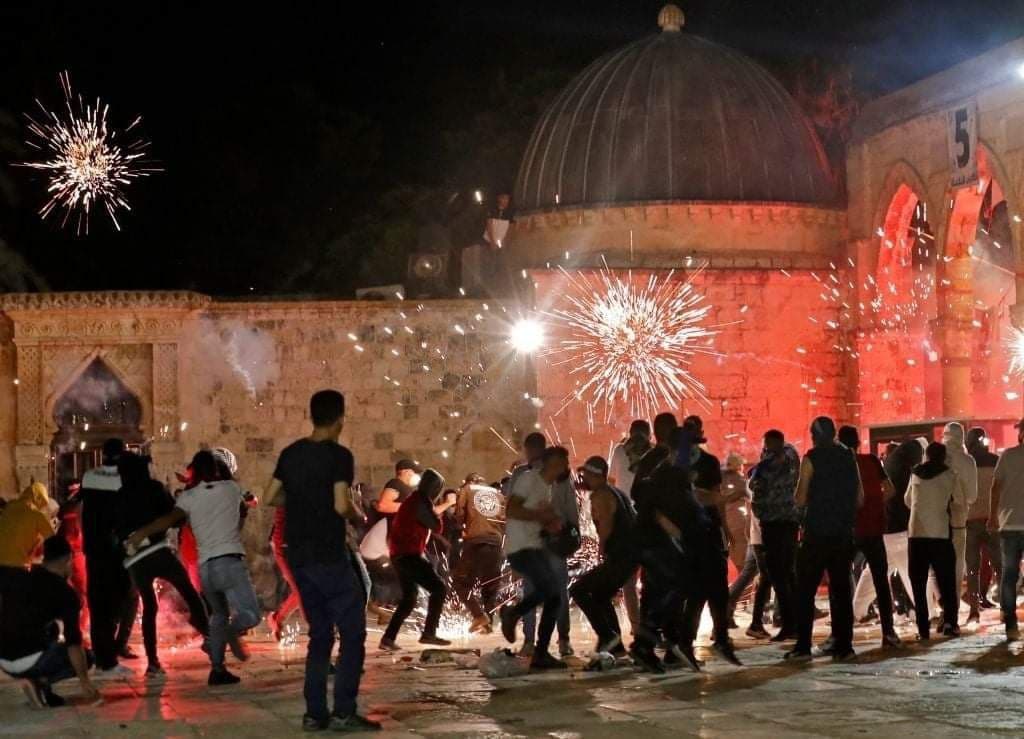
[{"x1": 530, "y1": 268, "x2": 847, "y2": 466}]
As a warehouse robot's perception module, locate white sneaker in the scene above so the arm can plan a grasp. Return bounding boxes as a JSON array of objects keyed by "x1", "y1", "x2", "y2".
[{"x1": 94, "y1": 664, "x2": 133, "y2": 680}]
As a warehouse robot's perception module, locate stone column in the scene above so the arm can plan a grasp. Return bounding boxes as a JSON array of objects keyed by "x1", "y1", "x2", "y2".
[{"x1": 935, "y1": 256, "x2": 975, "y2": 418}]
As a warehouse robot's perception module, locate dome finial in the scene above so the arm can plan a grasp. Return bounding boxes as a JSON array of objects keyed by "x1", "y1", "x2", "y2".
[{"x1": 658, "y1": 4, "x2": 685, "y2": 32}]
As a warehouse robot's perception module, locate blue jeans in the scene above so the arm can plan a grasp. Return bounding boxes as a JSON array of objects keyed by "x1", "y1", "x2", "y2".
[
  {"x1": 1000, "y1": 532, "x2": 1024, "y2": 629},
  {"x1": 508, "y1": 548, "x2": 563, "y2": 653},
  {"x1": 522, "y1": 551, "x2": 570, "y2": 644},
  {"x1": 5, "y1": 642, "x2": 94, "y2": 684},
  {"x1": 199, "y1": 555, "x2": 261, "y2": 670},
  {"x1": 291, "y1": 557, "x2": 366, "y2": 721}
]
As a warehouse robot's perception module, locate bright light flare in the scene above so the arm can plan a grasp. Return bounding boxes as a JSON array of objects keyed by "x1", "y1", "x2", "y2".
[
  {"x1": 509, "y1": 318, "x2": 545, "y2": 354},
  {"x1": 18, "y1": 71, "x2": 159, "y2": 234},
  {"x1": 1017, "y1": 61, "x2": 1024, "y2": 80},
  {"x1": 545, "y1": 266, "x2": 720, "y2": 421}
]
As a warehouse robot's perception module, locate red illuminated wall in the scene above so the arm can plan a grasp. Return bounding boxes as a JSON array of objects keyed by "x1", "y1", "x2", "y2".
[{"x1": 530, "y1": 268, "x2": 847, "y2": 465}]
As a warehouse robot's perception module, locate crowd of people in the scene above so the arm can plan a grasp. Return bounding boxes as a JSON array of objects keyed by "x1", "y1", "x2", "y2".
[{"x1": 1, "y1": 386, "x2": 1023, "y2": 732}]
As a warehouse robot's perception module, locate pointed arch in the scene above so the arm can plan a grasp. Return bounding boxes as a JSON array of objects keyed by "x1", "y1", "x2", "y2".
[{"x1": 44, "y1": 349, "x2": 150, "y2": 437}]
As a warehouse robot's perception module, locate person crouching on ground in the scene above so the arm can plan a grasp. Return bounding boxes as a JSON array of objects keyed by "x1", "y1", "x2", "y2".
[
  {"x1": 379, "y1": 469, "x2": 457, "y2": 650},
  {"x1": 0, "y1": 536, "x2": 100, "y2": 708}
]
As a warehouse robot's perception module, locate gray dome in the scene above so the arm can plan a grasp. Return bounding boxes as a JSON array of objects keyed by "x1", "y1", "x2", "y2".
[{"x1": 514, "y1": 22, "x2": 836, "y2": 210}]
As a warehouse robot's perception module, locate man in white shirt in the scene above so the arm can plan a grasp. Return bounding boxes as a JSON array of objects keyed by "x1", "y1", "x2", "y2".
[
  {"x1": 129, "y1": 451, "x2": 260, "y2": 686},
  {"x1": 499, "y1": 446, "x2": 569, "y2": 670},
  {"x1": 989, "y1": 420, "x2": 1024, "y2": 640}
]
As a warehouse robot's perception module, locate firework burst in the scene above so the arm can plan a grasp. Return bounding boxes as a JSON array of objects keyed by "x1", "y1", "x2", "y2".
[
  {"x1": 18, "y1": 71, "x2": 159, "y2": 234},
  {"x1": 544, "y1": 264, "x2": 720, "y2": 422}
]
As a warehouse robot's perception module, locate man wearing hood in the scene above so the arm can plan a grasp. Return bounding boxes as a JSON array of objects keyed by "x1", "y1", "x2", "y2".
[
  {"x1": 941, "y1": 423, "x2": 978, "y2": 606},
  {"x1": 989, "y1": 419, "x2": 1024, "y2": 640},
  {"x1": 785, "y1": 417, "x2": 863, "y2": 663},
  {"x1": 81, "y1": 439, "x2": 137, "y2": 676},
  {"x1": 965, "y1": 427, "x2": 1000, "y2": 621},
  {"x1": 0, "y1": 482, "x2": 54, "y2": 569},
  {"x1": 749, "y1": 429, "x2": 801, "y2": 641}
]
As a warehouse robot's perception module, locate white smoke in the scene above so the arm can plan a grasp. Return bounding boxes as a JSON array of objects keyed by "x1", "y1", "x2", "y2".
[{"x1": 195, "y1": 318, "x2": 279, "y2": 397}]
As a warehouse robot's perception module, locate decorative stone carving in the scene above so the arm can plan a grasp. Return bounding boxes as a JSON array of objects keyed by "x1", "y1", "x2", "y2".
[
  {"x1": 15, "y1": 345, "x2": 42, "y2": 444},
  {"x1": 153, "y1": 343, "x2": 179, "y2": 440},
  {"x1": 0, "y1": 291, "x2": 210, "y2": 312}
]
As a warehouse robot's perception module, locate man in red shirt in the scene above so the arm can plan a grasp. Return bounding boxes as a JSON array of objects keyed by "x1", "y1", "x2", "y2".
[
  {"x1": 838, "y1": 426, "x2": 900, "y2": 648},
  {"x1": 378, "y1": 469, "x2": 457, "y2": 651}
]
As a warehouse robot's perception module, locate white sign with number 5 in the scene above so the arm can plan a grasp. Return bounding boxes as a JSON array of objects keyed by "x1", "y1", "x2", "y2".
[{"x1": 947, "y1": 101, "x2": 978, "y2": 188}]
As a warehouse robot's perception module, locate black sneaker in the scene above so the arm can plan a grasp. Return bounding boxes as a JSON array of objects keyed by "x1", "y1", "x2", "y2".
[
  {"x1": 208, "y1": 668, "x2": 241, "y2": 686},
  {"x1": 831, "y1": 648, "x2": 856, "y2": 663},
  {"x1": 499, "y1": 606, "x2": 518, "y2": 644},
  {"x1": 378, "y1": 638, "x2": 400, "y2": 652},
  {"x1": 629, "y1": 645, "x2": 665, "y2": 674},
  {"x1": 41, "y1": 687, "x2": 66, "y2": 708},
  {"x1": 942, "y1": 623, "x2": 961, "y2": 638},
  {"x1": 419, "y1": 634, "x2": 452, "y2": 646},
  {"x1": 118, "y1": 645, "x2": 140, "y2": 660},
  {"x1": 303, "y1": 715, "x2": 328, "y2": 732},
  {"x1": 882, "y1": 632, "x2": 902, "y2": 648},
  {"x1": 769, "y1": 630, "x2": 796, "y2": 643},
  {"x1": 783, "y1": 648, "x2": 812, "y2": 663},
  {"x1": 145, "y1": 663, "x2": 166, "y2": 678},
  {"x1": 713, "y1": 640, "x2": 742, "y2": 666},
  {"x1": 530, "y1": 651, "x2": 568, "y2": 670},
  {"x1": 669, "y1": 644, "x2": 701, "y2": 672},
  {"x1": 328, "y1": 713, "x2": 382, "y2": 732}
]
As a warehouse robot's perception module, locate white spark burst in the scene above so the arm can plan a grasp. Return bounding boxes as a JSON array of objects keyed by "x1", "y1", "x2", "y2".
[
  {"x1": 1008, "y1": 327, "x2": 1024, "y2": 378},
  {"x1": 18, "y1": 71, "x2": 159, "y2": 234},
  {"x1": 544, "y1": 265, "x2": 720, "y2": 422}
]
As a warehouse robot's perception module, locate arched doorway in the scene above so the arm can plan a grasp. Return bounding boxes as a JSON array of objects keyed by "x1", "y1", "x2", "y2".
[
  {"x1": 859, "y1": 183, "x2": 940, "y2": 423},
  {"x1": 50, "y1": 358, "x2": 145, "y2": 502}
]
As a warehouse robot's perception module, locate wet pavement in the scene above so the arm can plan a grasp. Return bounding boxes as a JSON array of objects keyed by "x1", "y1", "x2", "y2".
[{"x1": 3, "y1": 605, "x2": 1024, "y2": 737}]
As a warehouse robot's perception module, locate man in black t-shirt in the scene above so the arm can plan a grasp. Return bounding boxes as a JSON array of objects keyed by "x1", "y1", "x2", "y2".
[
  {"x1": 375, "y1": 459, "x2": 421, "y2": 527},
  {"x1": 265, "y1": 390, "x2": 380, "y2": 733},
  {"x1": 0, "y1": 536, "x2": 100, "y2": 707}
]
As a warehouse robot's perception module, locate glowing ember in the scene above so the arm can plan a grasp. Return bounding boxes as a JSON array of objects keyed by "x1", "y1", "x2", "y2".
[
  {"x1": 544, "y1": 265, "x2": 720, "y2": 421},
  {"x1": 18, "y1": 71, "x2": 159, "y2": 233}
]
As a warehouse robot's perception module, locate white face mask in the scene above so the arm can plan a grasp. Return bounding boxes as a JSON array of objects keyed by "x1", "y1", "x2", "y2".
[{"x1": 409, "y1": 473, "x2": 422, "y2": 488}]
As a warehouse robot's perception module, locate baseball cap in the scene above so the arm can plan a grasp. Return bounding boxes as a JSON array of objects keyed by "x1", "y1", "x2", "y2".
[
  {"x1": 579, "y1": 456, "x2": 608, "y2": 476},
  {"x1": 396, "y1": 459, "x2": 422, "y2": 474}
]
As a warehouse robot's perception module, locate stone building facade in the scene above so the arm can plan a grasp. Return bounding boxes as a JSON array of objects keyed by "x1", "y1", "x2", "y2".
[{"x1": 0, "y1": 8, "x2": 1022, "y2": 520}]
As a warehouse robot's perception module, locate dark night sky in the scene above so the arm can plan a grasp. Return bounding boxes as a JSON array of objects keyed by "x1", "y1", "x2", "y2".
[{"x1": 0, "y1": 1, "x2": 1022, "y2": 296}]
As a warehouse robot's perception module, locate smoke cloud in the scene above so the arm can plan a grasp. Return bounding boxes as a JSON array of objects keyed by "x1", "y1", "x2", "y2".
[{"x1": 194, "y1": 318, "x2": 280, "y2": 397}]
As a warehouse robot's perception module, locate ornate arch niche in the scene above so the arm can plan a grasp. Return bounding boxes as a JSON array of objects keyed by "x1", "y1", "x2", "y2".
[
  {"x1": 49, "y1": 357, "x2": 145, "y2": 500},
  {"x1": 2, "y1": 290, "x2": 206, "y2": 490}
]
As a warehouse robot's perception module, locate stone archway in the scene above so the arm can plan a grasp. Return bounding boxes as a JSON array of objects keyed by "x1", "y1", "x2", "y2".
[
  {"x1": 938, "y1": 145, "x2": 1018, "y2": 420},
  {"x1": 857, "y1": 169, "x2": 941, "y2": 424}
]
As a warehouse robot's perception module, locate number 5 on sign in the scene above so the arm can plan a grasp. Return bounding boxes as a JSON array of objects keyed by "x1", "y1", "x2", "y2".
[{"x1": 947, "y1": 101, "x2": 978, "y2": 188}]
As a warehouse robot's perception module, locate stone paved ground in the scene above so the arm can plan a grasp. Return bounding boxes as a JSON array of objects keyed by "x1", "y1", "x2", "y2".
[{"x1": 3, "y1": 606, "x2": 1024, "y2": 738}]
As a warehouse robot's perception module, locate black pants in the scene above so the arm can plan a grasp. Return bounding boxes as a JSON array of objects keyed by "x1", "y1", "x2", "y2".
[
  {"x1": 965, "y1": 519, "x2": 1001, "y2": 607},
  {"x1": 636, "y1": 542, "x2": 690, "y2": 649},
  {"x1": 853, "y1": 535, "x2": 895, "y2": 634},
  {"x1": 760, "y1": 521, "x2": 798, "y2": 634},
  {"x1": 129, "y1": 548, "x2": 210, "y2": 665},
  {"x1": 682, "y1": 546, "x2": 732, "y2": 646},
  {"x1": 908, "y1": 537, "x2": 958, "y2": 637},
  {"x1": 452, "y1": 540, "x2": 503, "y2": 621},
  {"x1": 383, "y1": 555, "x2": 445, "y2": 641},
  {"x1": 86, "y1": 558, "x2": 134, "y2": 670},
  {"x1": 570, "y1": 554, "x2": 636, "y2": 646},
  {"x1": 795, "y1": 535, "x2": 854, "y2": 653},
  {"x1": 5, "y1": 642, "x2": 94, "y2": 686}
]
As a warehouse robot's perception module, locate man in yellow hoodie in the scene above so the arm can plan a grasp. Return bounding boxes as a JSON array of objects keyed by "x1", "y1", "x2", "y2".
[{"x1": 0, "y1": 482, "x2": 55, "y2": 569}]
